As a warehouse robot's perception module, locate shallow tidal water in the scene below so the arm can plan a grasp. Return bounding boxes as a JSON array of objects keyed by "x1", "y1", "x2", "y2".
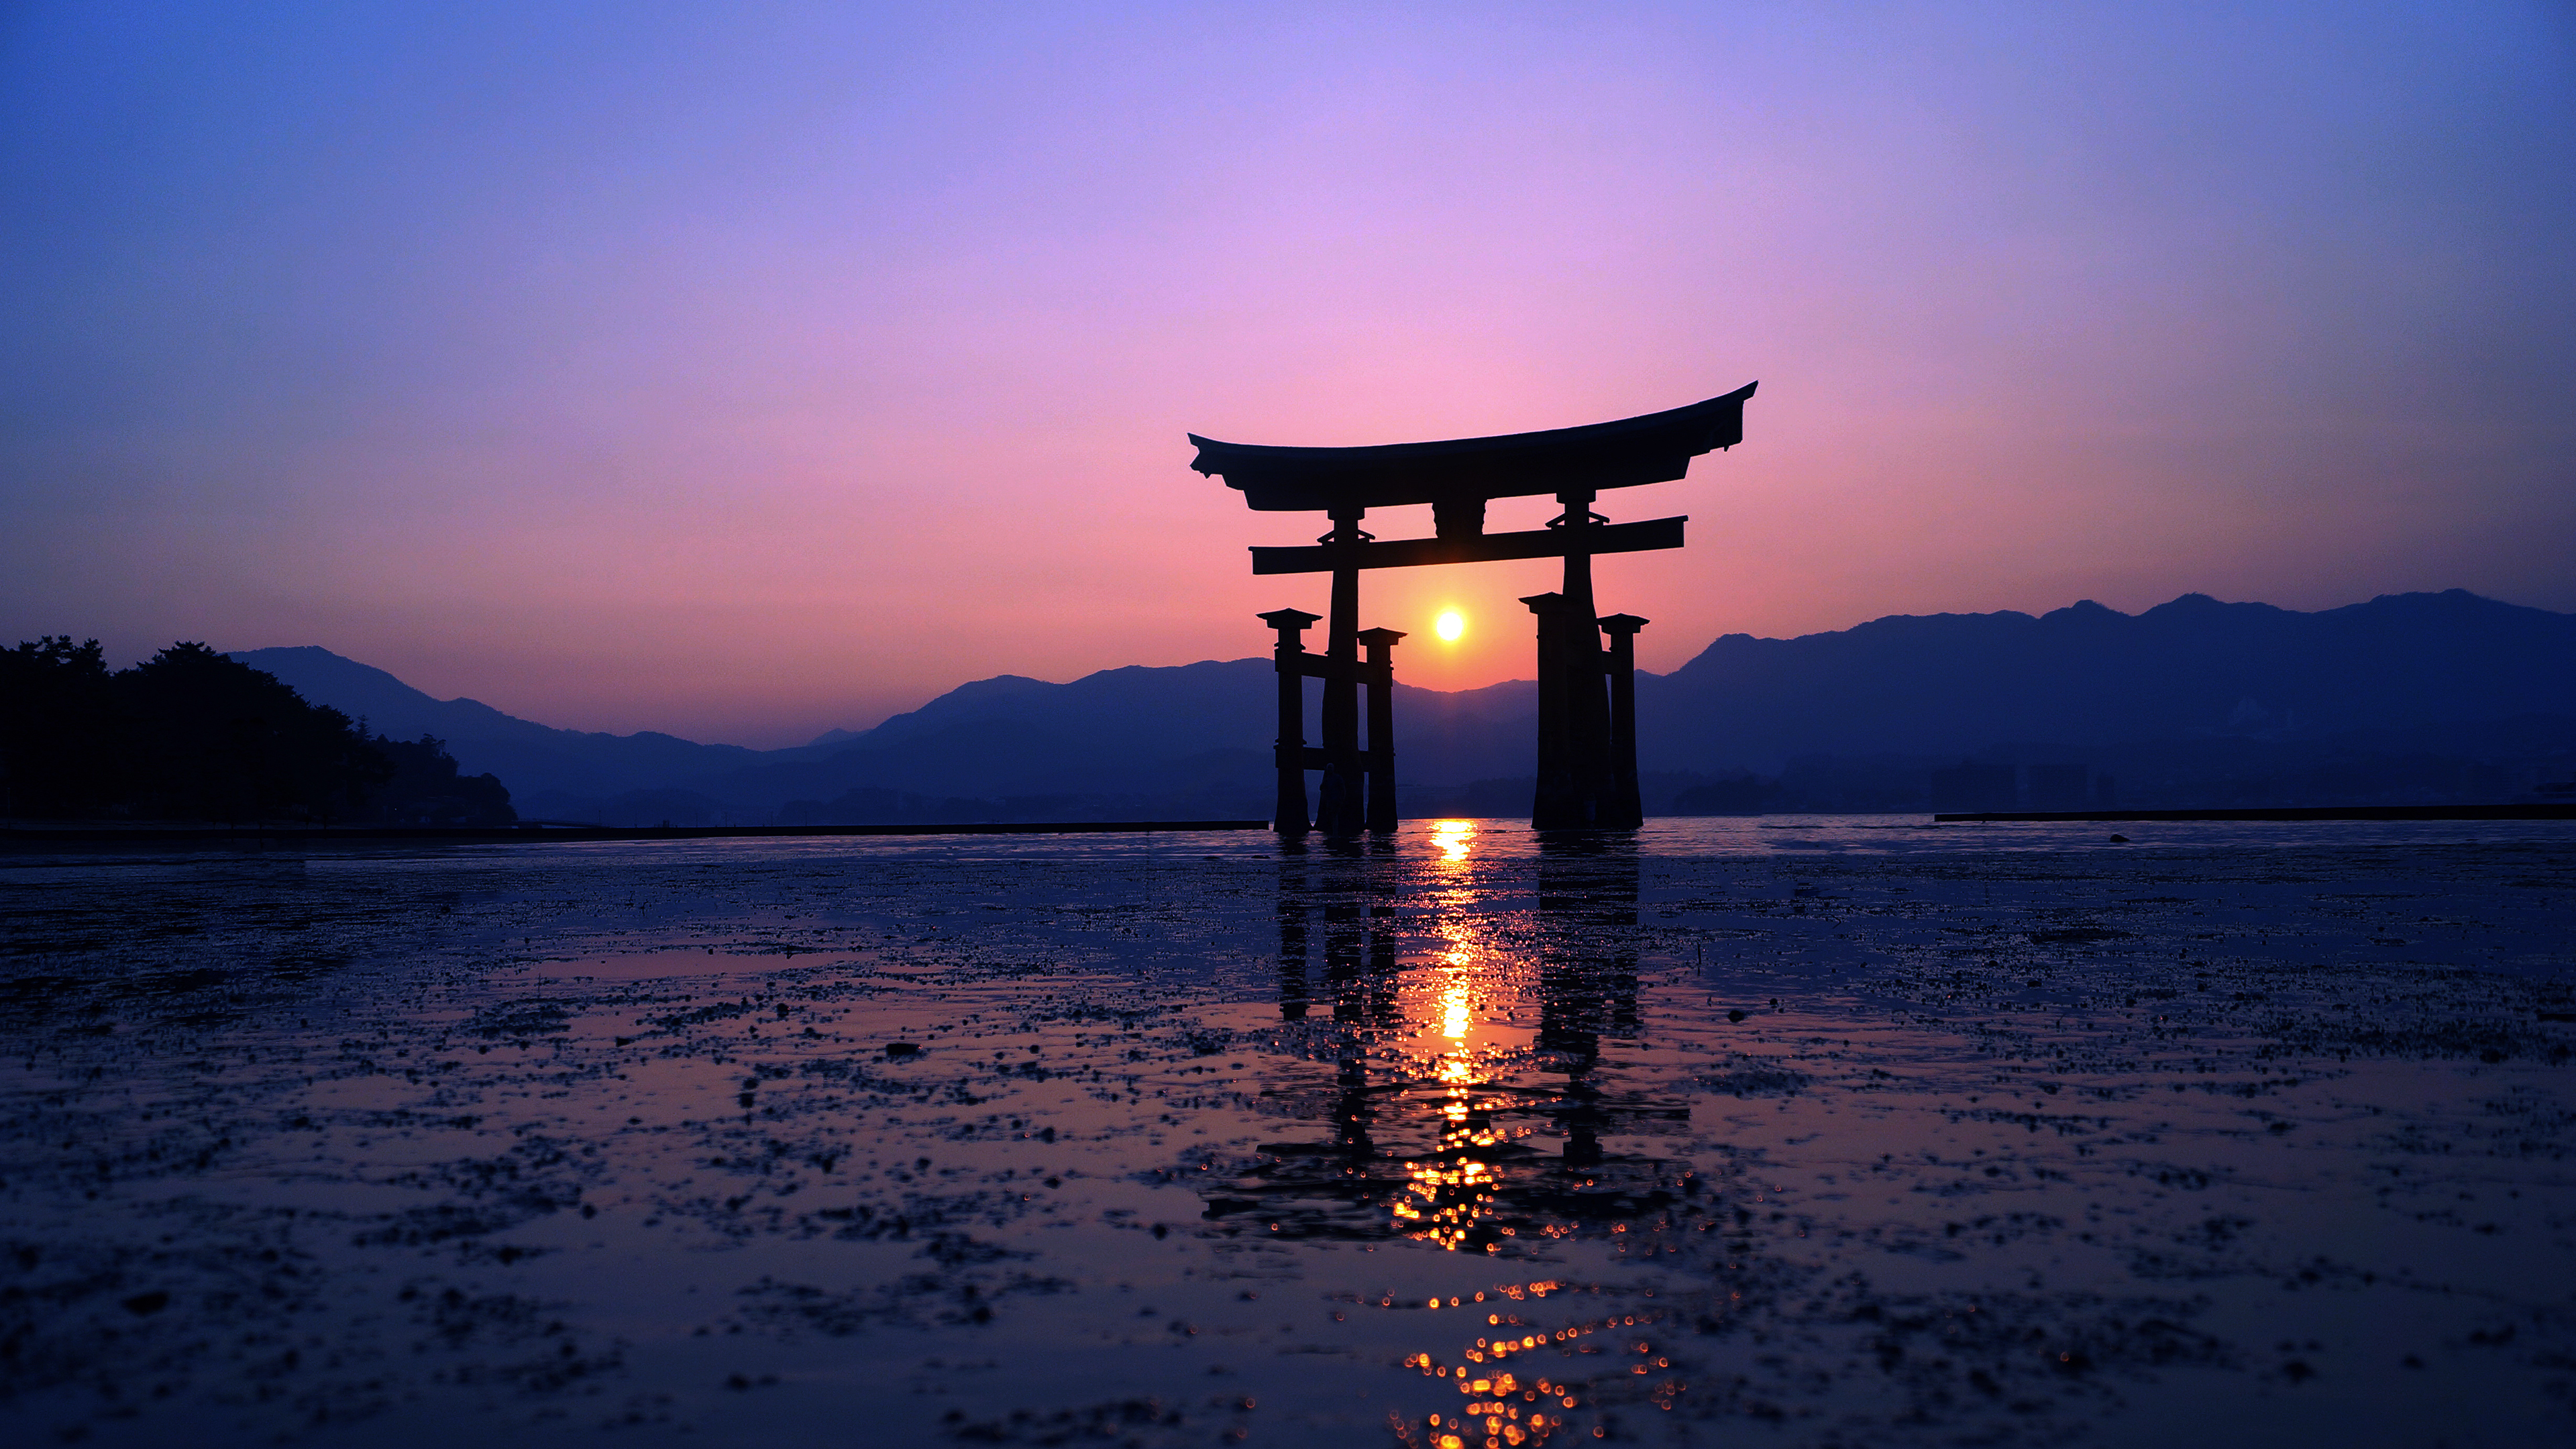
[{"x1": 3, "y1": 816, "x2": 2573, "y2": 1448}]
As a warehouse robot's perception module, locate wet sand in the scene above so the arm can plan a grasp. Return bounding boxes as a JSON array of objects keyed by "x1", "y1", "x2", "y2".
[{"x1": 3, "y1": 818, "x2": 2571, "y2": 1447}]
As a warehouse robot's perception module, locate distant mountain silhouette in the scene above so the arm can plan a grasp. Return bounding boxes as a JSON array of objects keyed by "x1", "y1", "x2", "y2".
[
  {"x1": 1635, "y1": 589, "x2": 2576, "y2": 769},
  {"x1": 696, "y1": 663, "x2": 1544, "y2": 824},
  {"x1": 225, "y1": 647, "x2": 772, "y2": 809},
  {"x1": 235, "y1": 590, "x2": 2576, "y2": 820}
]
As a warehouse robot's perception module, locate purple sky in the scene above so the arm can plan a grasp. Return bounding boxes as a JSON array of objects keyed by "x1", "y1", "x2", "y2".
[{"x1": 5, "y1": 3, "x2": 2571, "y2": 746}]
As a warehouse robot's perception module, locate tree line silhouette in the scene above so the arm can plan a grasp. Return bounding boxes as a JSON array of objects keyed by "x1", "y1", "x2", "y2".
[{"x1": 1, "y1": 638, "x2": 513, "y2": 826}]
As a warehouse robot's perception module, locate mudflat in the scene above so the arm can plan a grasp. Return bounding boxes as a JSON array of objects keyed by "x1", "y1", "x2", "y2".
[{"x1": 3, "y1": 818, "x2": 2570, "y2": 1448}]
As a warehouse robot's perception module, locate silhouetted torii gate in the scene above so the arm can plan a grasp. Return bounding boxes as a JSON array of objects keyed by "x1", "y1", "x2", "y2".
[{"x1": 1190, "y1": 382, "x2": 1756, "y2": 834}]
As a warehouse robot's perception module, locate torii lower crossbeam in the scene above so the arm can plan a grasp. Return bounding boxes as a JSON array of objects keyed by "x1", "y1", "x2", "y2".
[{"x1": 1248, "y1": 517, "x2": 1686, "y2": 575}]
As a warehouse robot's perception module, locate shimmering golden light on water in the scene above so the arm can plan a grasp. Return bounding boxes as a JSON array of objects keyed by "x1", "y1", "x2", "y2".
[{"x1": 1439, "y1": 965, "x2": 1473, "y2": 1040}]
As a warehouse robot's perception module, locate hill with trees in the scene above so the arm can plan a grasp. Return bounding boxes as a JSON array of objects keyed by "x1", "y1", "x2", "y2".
[{"x1": 1, "y1": 639, "x2": 513, "y2": 826}]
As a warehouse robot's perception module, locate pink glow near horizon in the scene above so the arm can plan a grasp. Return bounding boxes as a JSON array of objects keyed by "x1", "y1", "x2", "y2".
[{"x1": 4, "y1": 3, "x2": 2571, "y2": 745}]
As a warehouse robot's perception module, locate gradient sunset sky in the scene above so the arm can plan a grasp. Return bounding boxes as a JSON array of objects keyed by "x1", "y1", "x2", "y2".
[{"x1": 5, "y1": 3, "x2": 2571, "y2": 746}]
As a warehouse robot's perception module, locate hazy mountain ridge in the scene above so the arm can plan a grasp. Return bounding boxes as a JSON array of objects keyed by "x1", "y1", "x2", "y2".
[
  {"x1": 225, "y1": 647, "x2": 767, "y2": 806},
  {"x1": 1638, "y1": 589, "x2": 2576, "y2": 769},
  {"x1": 233, "y1": 590, "x2": 2576, "y2": 822},
  {"x1": 698, "y1": 662, "x2": 1542, "y2": 816}
]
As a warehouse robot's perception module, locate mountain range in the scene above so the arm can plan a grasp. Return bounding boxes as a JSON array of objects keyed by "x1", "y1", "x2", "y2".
[{"x1": 231, "y1": 589, "x2": 2576, "y2": 822}]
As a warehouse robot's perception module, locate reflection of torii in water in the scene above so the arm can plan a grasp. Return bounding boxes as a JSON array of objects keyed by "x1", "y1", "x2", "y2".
[
  {"x1": 1191, "y1": 384, "x2": 1756, "y2": 835},
  {"x1": 1205, "y1": 837, "x2": 1693, "y2": 1250}
]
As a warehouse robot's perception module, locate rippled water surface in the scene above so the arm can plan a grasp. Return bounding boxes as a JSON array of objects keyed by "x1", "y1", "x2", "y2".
[{"x1": 3, "y1": 819, "x2": 2573, "y2": 1447}]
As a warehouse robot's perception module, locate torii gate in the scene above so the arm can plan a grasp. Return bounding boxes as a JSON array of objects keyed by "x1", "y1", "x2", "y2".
[{"x1": 1189, "y1": 382, "x2": 1756, "y2": 834}]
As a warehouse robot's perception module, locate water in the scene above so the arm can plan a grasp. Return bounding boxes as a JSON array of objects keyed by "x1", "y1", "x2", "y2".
[{"x1": 3, "y1": 819, "x2": 2571, "y2": 1446}]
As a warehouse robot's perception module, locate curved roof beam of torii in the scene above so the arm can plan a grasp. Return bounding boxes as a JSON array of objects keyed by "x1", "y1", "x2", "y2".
[{"x1": 1189, "y1": 381, "x2": 1756, "y2": 514}]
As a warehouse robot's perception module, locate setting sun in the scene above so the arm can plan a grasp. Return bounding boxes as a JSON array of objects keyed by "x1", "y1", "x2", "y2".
[{"x1": 1435, "y1": 610, "x2": 1464, "y2": 642}]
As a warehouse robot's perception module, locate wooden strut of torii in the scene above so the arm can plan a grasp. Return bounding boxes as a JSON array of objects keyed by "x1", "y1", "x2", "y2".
[{"x1": 1189, "y1": 382, "x2": 1756, "y2": 834}]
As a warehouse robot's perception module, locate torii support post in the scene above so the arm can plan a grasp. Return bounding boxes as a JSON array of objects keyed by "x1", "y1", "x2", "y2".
[
  {"x1": 1597, "y1": 614, "x2": 1648, "y2": 830},
  {"x1": 1523, "y1": 592, "x2": 1583, "y2": 827},
  {"x1": 1357, "y1": 627, "x2": 1405, "y2": 833},
  {"x1": 1554, "y1": 490, "x2": 1617, "y2": 827},
  {"x1": 1319, "y1": 508, "x2": 1367, "y2": 837},
  {"x1": 1259, "y1": 607, "x2": 1320, "y2": 834},
  {"x1": 1523, "y1": 492, "x2": 1621, "y2": 830}
]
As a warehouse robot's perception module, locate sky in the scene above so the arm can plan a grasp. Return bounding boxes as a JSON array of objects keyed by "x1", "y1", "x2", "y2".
[{"x1": 5, "y1": 2, "x2": 2572, "y2": 747}]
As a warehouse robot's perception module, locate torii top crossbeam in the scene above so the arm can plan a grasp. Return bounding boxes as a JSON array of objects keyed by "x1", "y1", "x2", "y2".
[{"x1": 1187, "y1": 382, "x2": 1756, "y2": 514}]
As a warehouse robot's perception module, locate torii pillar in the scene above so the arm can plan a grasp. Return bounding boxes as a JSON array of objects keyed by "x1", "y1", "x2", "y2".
[
  {"x1": 1525, "y1": 488, "x2": 1622, "y2": 830},
  {"x1": 1317, "y1": 507, "x2": 1368, "y2": 835},
  {"x1": 1597, "y1": 613, "x2": 1648, "y2": 829},
  {"x1": 1260, "y1": 606, "x2": 1402, "y2": 837},
  {"x1": 1259, "y1": 608, "x2": 1320, "y2": 833},
  {"x1": 1357, "y1": 627, "x2": 1405, "y2": 833}
]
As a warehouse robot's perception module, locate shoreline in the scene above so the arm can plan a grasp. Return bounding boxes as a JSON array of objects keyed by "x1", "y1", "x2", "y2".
[{"x1": 0, "y1": 818, "x2": 1271, "y2": 847}]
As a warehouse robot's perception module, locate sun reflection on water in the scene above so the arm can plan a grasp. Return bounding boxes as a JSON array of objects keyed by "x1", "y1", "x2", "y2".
[
  {"x1": 1228, "y1": 839, "x2": 1691, "y2": 1254},
  {"x1": 1438, "y1": 955, "x2": 1474, "y2": 1042},
  {"x1": 1397, "y1": 916, "x2": 1529, "y2": 1250},
  {"x1": 1381, "y1": 1280, "x2": 1683, "y2": 1449},
  {"x1": 1220, "y1": 835, "x2": 1698, "y2": 1430}
]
